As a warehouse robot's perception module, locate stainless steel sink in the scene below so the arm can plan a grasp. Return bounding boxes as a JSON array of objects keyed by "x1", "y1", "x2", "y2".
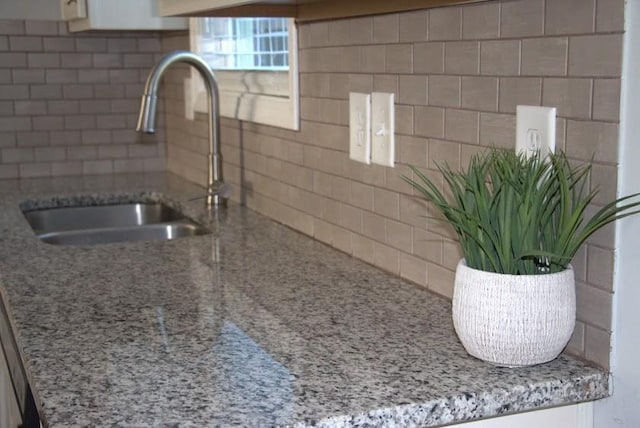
[{"x1": 22, "y1": 203, "x2": 209, "y2": 246}]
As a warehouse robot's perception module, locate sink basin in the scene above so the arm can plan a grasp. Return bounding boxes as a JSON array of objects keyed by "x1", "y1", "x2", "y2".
[{"x1": 22, "y1": 203, "x2": 209, "y2": 246}]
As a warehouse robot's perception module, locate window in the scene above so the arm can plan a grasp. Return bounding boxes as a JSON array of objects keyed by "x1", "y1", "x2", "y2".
[{"x1": 188, "y1": 17, "x2": 299, "y2": 130}]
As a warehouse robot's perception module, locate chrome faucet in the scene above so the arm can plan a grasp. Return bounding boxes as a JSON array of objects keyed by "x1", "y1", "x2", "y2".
[{"x1": 137, "y1": 50, "x2": 227, "y2": 207}]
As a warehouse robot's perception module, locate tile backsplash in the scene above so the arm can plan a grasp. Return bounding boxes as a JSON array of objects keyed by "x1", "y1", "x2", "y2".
[
  {"x1": 163, "y1": 0, "x2": 624, "y2": 369},
  {"x1": 0, "y1": 19, "x2": 167, "y2": 178}
]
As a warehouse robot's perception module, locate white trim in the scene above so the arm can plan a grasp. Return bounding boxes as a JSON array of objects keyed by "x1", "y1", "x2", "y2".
[{"x1": 187, "y1": 17, "x2": 299, "y2": 130}]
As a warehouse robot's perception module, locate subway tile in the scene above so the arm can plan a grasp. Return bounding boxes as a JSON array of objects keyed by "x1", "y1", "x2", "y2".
[
  {"x1": 0, "y1": 132, "x2": 16, "y2": 148},
  {"x1": 373, "y1": 14, "x2": 399, "y2": 44},
  {"x1": 51, "y1": 161, "x2": 83, "y2": 176},
  {"x1": 429, "y1": 7, "x2": 462, "y2": 41},
  {"x1": 399, "y1": 135, "x2": 428, "y2": 167},
  {"x1": 444, "y1": 41, "x2": 479, "y2": 75},
  {"x1": 45, "y1": 69, "x2": 78, "y2": 84},
  {"x1": 338, "y1": 203, "x2": 363, "y2": 233},
  {"x1": 143, "y1": 157, "x2": 165, "y2": 172},
  {"x1": 93, "y1": 53, "x2": 123, "y2": 68},
  {"x1": 137, "y1": 38, "x2": 162, "y2": 52},
  {"x1": 480, "y1": 40, "x2": 520, "y2": 76},
  {"x1": 11, "y1": 69, "x2": 45, "y2": 84},
  {"x1": 461, "y1": 76, "x2": 498, "y2": 111},
  {"x1": 1, "y1": 147, "x2": 34, "y2": 163},
  {"x1": 78, "y1": 69, "x2": 109, "y2": 83},
  {"x1": 521, "y1": 38, "x2": 568, "y2": 76},
  {"x1": 9, "y1": 36, "x2": 43, "y2": 52},
  {"x1": 479, "y1": 112, "x2": 516, "y2": 149},
  {"x1": 67, "y1": 146, "x2": 98, "y2": 160},
  {"x1": 566, "y1": 119, "x2": 618, "y2": 163},
  {"x1": 43, "y1": 37, "x2": 75, "y2": 52},
  {"x1": 114, "y1": 158, "x2": 144, "y2": 173},
  {"x1": 0, "y1": 101, "x2": 12, "y2": 116},
  {"x1": 400, "y1": 253, "x2": 428, "y2": 286},
  {"x1": 413, "y1": 42, "x2": 444, "y2": 74},
  {"x1": 500, "y1": 0, "x2": 544, "y2": 38},
  {"x1": 123, "y1": 53, "x2": 156, "y2": 68},
  {"x1": 50, "y1": 130, "x2": 81, "y2": 146},
  {"x1": 0, "y1": 164, "x2": 18, "y2": 179},
  {"x1": 81, "y1": 129, "x2": 111, "y2": 145},
  {"x1": 584, "y1": 325, "x2": 611, "y2": 370},
  {"x1": 592, "y1": 79, "x2": 620, "y2": 121},
  {"x1": 0, "y1": 70, "x2": 9, "y2": 83},
  {"x1": 399, "y1": 10, "x2": 429, "y2": 42},
  {"x1": 427, "y1": 263, "x2": 455, "y2": 299},
  {"x1": 75, "y1": 37, "x2": 107, "y2": 52},
  {"x1": 428, "y1": 139, "x2": 460, "y2": 169},
  {"x1": 32, "y1": 116, "x2": 64, "y2": 131},
  {"x1": 545, "y1": 0, "x2": 595, "y2": 35},
  {"x1": 60, "y1": 53, "x2": 93, "y2": 68},
  {"x1": 415, "y1": 106, "x2": 445, "y2": 138},
  {"x1": 30, "y1": 84, "x2": 62, "y2": 100},
  {"x1": 62, "y1": 84, "x2": 94, "y2": 99},
  {"x1": 0, "y1": 20, "x2": 25, "y2": 35},
  {"x1": 19, "y1": 162, "x2": 51, "y2": 178},
  {"x1": 14, "y1": 100, "x2": 47, "y2": 115},
  {"x1": 65, "y1": 115, "x2": 96, "y2": 130},
  {"x1": 349, "y1": 17, "x2": 373, "y2": 45},
  {"x1": 590, "y1": 163, "x2": 617, "y2": 206},
  {"x1": 0, "y1": 53, "x2": 27, "y2": 68},
  {"x1": 374, "y1": 188, "x2": 400, "y2": 220},
  {"x1": 596, "y1": 0, "x2": 625, "y2": 32},
  {"x1": 385, "y1": 44, "x2": 412, "y2": 74},
  {"x1": 79, "y1": 100, "x2": 111, "y2": 114},
  {"x1": 25, "y1": 20, "x2": 59, "y2": 36},
  {"x1": 395, "y1": 104, "x2": 414, "y2": 135},
  {"x1": 83, "y1": 160, "x2": 114, "y2": 175},
  {"x1": 445, "y1": 109, "x2": 478, "y2": 144},
  {"x1": 27, "y1": 52, "x2": 60, "y2": 68},
  {"x1": 543, "y1": 78, "x2": 592, "y2": 119},
  {"x1": 498, "y1": 77, "x2": 542, "y2": 113},
  {"x1": 569, "y1": 34, "x2": 623, "y2": 77},
  {"x1": 0, "y1": 36, "x2": 6, "y2": 51},
  {"x1": 374, "y1": 242, "x2": 400, "y2": 274},
  {"x1": 34, "y1": 147, "x2": 66, "y2": 162},
  {"x1": 398, "y1": 75, "x2": 427, "y2": 105},
  {"x1": 350, "y1": 181, "x2": 374, "y2": 210},
  {"x1": 587, "y1": 245, "x2": 615, "y2": 291},
  {"x1": 462, "y1": 2, "x2": 499, "y2": 40},
  {"x1": 16, "y1": 131, "x2": 49, "y2": 147},
  {"x1": 413, "y1": 228, "x2": 442, "y2": 263},
  {"x1": 98, "y1": 144, "x2": 128, "y2": 159},
  {"x1": 428, "y1": 75, "x2": 460, "y2": 108},
  {"x1": 363, "y1": 211, "x2": 387, "y2": 242},
  {"x1": 387, "y1": 219, "x2": 413, "y2": 251},
  {"x1": 327, "y1": 20, "x2": 350, "y2": 46},
  {"x1": 576, "y1": 282, "x2": 612, "y2": 331},
  {"x1": 107, "y1": 38, "x2": 138, "y2": 53},
  {"x1": 0, "y1": 118, "x2": 30, "y2": 135}
]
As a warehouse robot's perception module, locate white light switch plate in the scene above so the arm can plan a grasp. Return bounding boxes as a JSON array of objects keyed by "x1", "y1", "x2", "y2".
[
  {"x1": 371, "y1": 92, "x2": 395, "y2": 167},
  {"x1": 349, "y1": 92, "x2": 371, "y2": 164},
  {"x1": 516, "y1": 105, "x2": 556, "y2": 158}
]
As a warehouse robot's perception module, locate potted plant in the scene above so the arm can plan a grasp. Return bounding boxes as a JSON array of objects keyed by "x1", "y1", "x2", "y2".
[{"x1": 404, "y1": 149, "x2": 640, "y2": 366}]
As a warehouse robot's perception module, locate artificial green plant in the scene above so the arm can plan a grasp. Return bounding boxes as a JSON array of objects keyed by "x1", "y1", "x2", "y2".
[{"x1": 404, "y1": 149, "x2": 640, "y2": 275}]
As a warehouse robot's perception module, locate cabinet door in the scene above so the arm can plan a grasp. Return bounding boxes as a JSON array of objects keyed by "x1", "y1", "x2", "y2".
[{"x1": 0, "y1": 343, "x2": 22, "y2": 428}]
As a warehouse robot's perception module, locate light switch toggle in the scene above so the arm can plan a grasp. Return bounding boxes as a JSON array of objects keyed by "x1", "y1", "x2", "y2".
[{"x1": 371, "y1": 92, "x2": 395, "y2": 167}]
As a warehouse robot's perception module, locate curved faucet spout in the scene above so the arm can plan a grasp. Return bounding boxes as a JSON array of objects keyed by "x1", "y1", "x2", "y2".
[{"x1": 137, "y1": 50, "x2": 225, "y2": 207}]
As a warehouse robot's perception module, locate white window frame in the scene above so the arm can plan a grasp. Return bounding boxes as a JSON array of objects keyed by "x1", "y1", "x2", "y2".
[{"x1": 187, "y1": 17, "x2": 299, "y2": 131}]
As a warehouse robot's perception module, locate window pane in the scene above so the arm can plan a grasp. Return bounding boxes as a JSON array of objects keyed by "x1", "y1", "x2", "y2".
[{"x1": 196, "y1": 17, "x2": 289, "y2": 71}]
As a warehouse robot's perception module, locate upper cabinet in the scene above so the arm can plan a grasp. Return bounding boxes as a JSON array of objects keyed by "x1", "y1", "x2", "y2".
[
  {"x1": 158, "y1": 0, "x2": 485, "y2": 21},
  {"x1": 61, "y1": 0, "x2": 187, "y2": 32}
]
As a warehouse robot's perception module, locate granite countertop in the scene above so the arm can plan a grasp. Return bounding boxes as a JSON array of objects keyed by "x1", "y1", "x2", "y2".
[{"x1": 0, "y1": 172, "x2": 608, "y2": 427}]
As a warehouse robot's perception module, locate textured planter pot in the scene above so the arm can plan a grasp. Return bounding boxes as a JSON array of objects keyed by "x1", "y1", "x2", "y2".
[{"x1": 452, "y1": 259, "x2": 576, "y2": 367}]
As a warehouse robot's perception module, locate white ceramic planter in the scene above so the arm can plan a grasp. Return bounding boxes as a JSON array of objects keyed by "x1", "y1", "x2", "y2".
[{"x1": 452, "y1": 259, "x2": 576, "y2": 367}]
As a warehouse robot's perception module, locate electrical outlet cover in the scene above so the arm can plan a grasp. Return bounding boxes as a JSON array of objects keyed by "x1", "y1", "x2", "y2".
[
  {"x1": 371, "y1": 92, "x2": 395, "y2": 167},
  {"x1": 516, "y1": 105, "x2": 556, "y2": 158},
  {"x1": 349, "y1": 92, "x2": 371, "y2": 164}
]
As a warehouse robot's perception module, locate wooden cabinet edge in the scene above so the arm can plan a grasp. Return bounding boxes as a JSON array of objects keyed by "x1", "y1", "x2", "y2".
[{"x1": 159, "y1": 0, "x2": 488, "y2": 21}]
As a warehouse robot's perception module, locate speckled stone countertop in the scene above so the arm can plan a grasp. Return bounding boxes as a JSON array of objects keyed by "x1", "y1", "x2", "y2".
[{"x1": 0, "y1": 173, "x2": 608, "y2": 427}]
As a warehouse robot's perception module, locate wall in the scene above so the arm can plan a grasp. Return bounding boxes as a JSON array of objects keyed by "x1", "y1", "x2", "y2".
[
  {"x1": 162, "y1": 0, "x2": 624, "y2": 369},
  {"x1": 594, "y1": 0, "x2": 640, "y2": 426},
  {"x1": 0, "y1": 0, "x2": 60, "y2": 21},
  {"x1": 0, "y1": 19, "x2": 167, "y2": 178}
]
